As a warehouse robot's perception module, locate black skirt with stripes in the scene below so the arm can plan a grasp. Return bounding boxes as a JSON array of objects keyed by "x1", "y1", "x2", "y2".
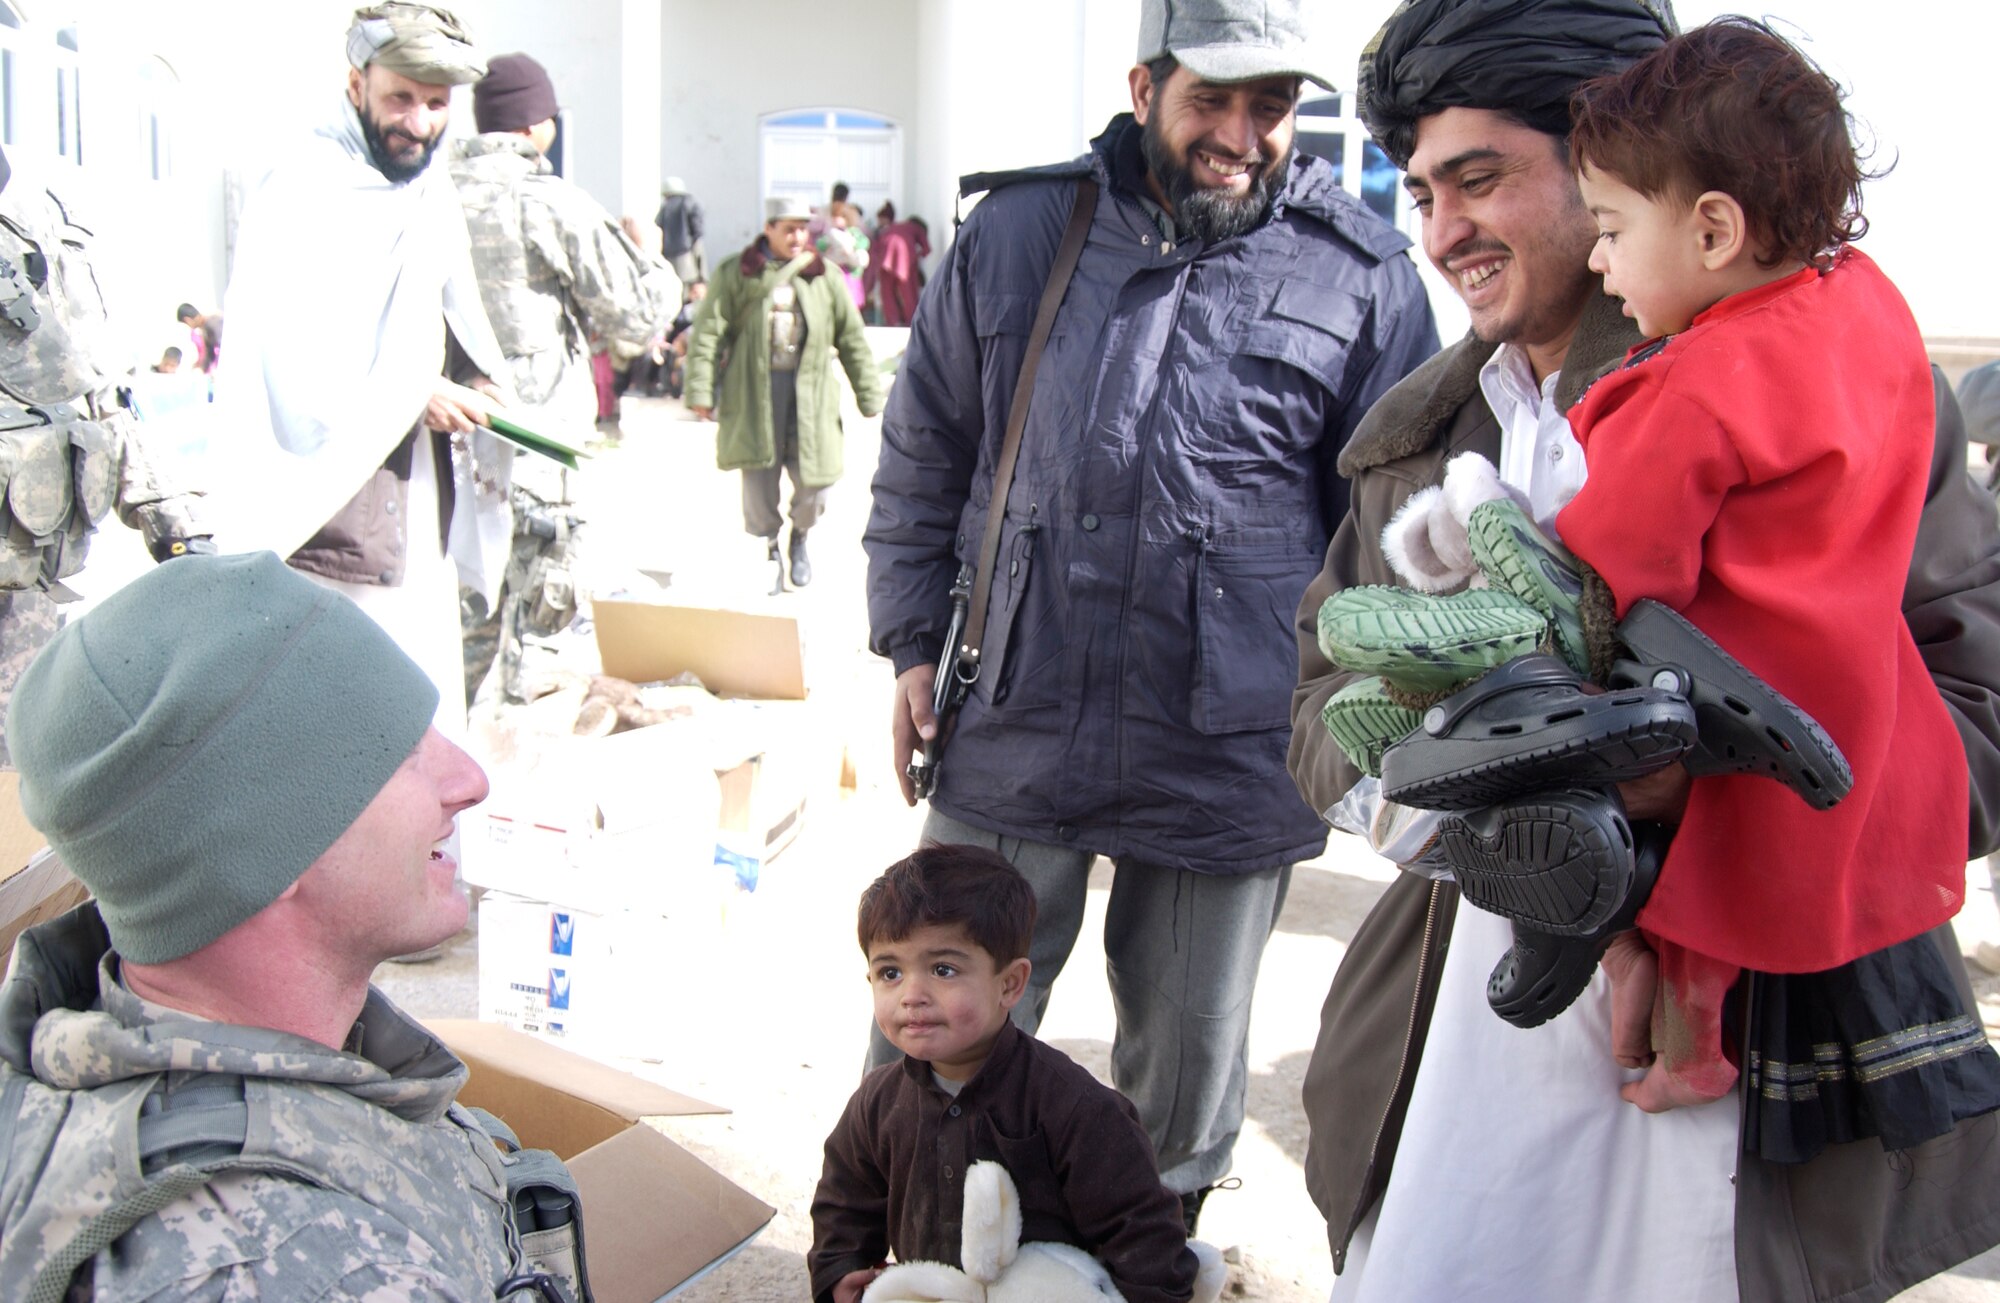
[{"x1": 1739, "y1": 925, "x2": 2000, "y2": 1164}]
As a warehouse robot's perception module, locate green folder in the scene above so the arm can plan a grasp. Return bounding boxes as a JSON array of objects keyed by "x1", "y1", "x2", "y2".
[{"x1": 488, "y1": 414, "x2": 590, "y2": 469}]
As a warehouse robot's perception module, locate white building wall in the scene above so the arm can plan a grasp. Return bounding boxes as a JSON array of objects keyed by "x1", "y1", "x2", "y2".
[
  {"x1": 657, "y1": 0, "x2": 920, "y2": 263},
  {"x1": 0, "y1": 0, "x2": 1991, "y2": 374},
  {"x1": 617, "y1": 0, "x2": 662, "y2": 225},
  {"x1": 474, "y1": 0, "x2": 629, "y2": 217}
]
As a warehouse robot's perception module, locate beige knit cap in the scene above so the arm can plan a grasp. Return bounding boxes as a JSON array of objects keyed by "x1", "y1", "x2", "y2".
[{"x1": 346, "y1": 3, "x2": 486, "y2": 85}]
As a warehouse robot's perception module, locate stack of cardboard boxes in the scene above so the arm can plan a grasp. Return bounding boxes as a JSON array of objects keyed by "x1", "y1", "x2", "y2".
[{"x1": 468, "y1": 597, "x2": 828, "y2": 1063}]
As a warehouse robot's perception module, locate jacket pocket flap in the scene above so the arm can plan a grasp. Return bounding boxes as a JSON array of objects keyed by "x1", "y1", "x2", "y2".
[
  {"x1": 1269, "y1": 281, "x2": 1367, "y2": 338},
  {"x1": 6, "y1": 422, "x2": 73, "y2": 536},
  {"x1": 69, "y1": 418, "x2": 116, "y2": 527},
  {"x1": 1191, "y1": 544, "x2": 1318, "y2": 735},
  {"x1": 1241, "y1": 284, "x2": 1366, "y2": 393}
]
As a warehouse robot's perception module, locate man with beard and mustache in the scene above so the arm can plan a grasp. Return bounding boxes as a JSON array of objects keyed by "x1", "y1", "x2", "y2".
[
  {"x1": 1287, "y1": 2, "x2": 2000, "y2": 1298},
  {"x1": 214, "y1": 4, "x2": 512, "y2": 769},
  {"x1": 864, "y1": 0, "x2": 1438, "y2": 1232}
]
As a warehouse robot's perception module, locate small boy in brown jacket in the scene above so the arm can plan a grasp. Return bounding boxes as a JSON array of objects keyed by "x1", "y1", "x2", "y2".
[{"x1": 808, "y1": 844, "x2": 1198, "y2": 1303}]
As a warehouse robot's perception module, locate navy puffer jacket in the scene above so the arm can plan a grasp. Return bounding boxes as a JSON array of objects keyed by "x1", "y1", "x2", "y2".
[{"x1": 864, "y1": 116, "x2": 1439, "y2": 874}]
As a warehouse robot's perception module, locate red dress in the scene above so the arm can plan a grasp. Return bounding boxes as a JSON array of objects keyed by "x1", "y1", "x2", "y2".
[{"x1": 1558, "y1": 248, "x2": 1966, "y2": 977}]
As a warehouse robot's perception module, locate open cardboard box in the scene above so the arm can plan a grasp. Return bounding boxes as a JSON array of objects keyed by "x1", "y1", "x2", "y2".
[
  {"x1": 433, "y1": 1019, "x2": 776, "y2": 1300},
  {"x1": 0, "y1": 776, "x2": 87, "y2": 967},
  {"x1": 593, "y1": 598, "x2": 806, "y2": 701},
  {"x1": 590, "y1": 599, "x2": 820, "y2": 869}
]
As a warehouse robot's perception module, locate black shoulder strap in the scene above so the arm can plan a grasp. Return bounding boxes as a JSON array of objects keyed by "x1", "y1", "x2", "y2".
[{"x1": 957, "y1": 178, "x2": 1097, "y2": 672}]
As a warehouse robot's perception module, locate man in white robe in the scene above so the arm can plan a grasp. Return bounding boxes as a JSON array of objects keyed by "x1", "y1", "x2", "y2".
[{"x1": 214, "y1": 2, "x2": 513, "y2": 737}]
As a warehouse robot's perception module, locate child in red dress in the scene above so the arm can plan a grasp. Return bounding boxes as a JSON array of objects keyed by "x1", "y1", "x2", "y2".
[{"x1": 1556, "y1": 20, "x2": 1968, "y2": 1112}]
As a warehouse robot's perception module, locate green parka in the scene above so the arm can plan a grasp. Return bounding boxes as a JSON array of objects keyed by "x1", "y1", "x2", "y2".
[{"x1": 684, "y1": 240, "x2": 884, "y2": 488}]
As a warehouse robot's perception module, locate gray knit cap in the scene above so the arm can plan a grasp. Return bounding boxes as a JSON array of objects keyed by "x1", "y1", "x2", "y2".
[{"x1": 7, "y1": 552, "x2": 439, "y2": 963}]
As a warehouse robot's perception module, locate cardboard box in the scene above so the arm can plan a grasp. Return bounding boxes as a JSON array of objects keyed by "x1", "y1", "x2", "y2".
[
  {"x1": 0, "y1": 772, "x2": 44, "y2": 878},
  {"x1": 430, "y1": 1019, "x2": 774, "y2": 1302},
  {"x1": 593, "y1": 598, "x2": 806, "y2": 700},
  {"x1": 0, "y1": 775, "x2": 86, "y2": 971},
  {"x1": 709, "y1": 698, "x2": 817, "y2": 872},
  {"x1": 0, "y1": 848, "x2": 91, "y2": 970},
  {"x1": 467, "y1": 725, "x2": 724, "y2": 915},
  {"x1": 587, "y1": 600, "x2": 839, "y2": 876},
  {"x1": 476, "y1": 891, "x2": 728, "y2": 1060}
]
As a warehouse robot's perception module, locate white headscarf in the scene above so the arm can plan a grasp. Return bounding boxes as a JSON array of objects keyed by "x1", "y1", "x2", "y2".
[{"x1": 211, "y1": 95, "x2": 514, "y2": 598}]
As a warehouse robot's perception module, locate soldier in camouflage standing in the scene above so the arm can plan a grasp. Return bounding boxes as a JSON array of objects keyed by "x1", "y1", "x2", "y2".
[
  {"x1": 0, "y1": 553, "x2": 586, "y2": 1301},
  {"x1": 450, "y1": 52, "x2": 676, "y2": 703},
  {"x1": 0, "y1": 144, "x2": 209, "y2": 767}
]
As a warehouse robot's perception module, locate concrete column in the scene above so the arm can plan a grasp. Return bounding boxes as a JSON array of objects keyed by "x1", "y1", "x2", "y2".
[{"x1": 617, "y1": 0, "x2": 662, "y2": 226}]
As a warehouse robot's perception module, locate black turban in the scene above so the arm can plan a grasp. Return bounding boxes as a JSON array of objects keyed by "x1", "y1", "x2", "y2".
[{"x1": 1358, "y1": 0, "x2": 1677, "y2": 168}]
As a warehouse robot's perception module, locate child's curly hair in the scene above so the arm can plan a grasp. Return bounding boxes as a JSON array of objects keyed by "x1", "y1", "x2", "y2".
[
  {"x1": 857, "y1": 843, "x2": 1036, "y2": 965},
  {"x1": 1569, "y1": 16, "x2": 1878, "y2": 268}
]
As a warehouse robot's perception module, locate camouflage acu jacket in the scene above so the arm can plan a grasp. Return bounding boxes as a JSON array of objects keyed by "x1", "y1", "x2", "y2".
[
  {"x1": 0, "y1": 157, "x2": 205, "y2": 559},
  {"x1": 0, "y1": 905, "x2": 526, "y2": 1299},
  {"x1": 449, "y1": 134, "x2": 676, "y2": 423}
]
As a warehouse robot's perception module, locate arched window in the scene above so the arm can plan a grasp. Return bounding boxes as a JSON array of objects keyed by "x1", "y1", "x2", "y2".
[
  {"x1": 1296, "y1": 93, "x2": 1403, "y2": 227},
  {"x1": 138, "y1": 55, "x2": 176, "y2": 181},
  {"x1": 53, "y1": 24, "x2": 80, "y2": 166},
  {"x1": 0, "y1": 3, "x2": 22, "y2": 148},
  {"x1": 758, "y1": 108, "x2": 902, "y2": 221}
]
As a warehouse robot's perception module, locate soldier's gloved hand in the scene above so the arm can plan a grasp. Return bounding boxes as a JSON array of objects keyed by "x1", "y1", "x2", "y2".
[{"x1": 152, "y1": 535, "x2": 217, "y2": 562}]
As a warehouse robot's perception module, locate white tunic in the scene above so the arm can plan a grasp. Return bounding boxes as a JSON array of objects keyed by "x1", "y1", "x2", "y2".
[{"x1": 1331, "y1": 345, "x2": 1740, "y2": 1303}]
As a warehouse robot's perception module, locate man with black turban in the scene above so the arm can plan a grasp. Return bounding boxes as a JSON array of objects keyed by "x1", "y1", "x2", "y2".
[{"x1": 1285, "y1": 2, "x2": 2000, "y2": 1298}]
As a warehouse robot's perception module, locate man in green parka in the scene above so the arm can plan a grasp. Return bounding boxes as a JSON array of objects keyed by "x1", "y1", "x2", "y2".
[{"x1": 686, "y1": 195, "x2": 883, "y2": 587}]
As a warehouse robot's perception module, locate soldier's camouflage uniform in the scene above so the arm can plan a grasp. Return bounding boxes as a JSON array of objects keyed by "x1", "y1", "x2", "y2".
[
  {"x1": 0, "y1": 905, "x2": 529, "y2": 1299},
  {"x1": 0, "y1": 163, "x2": 206, "y2": 764},
  {"x1": 449, "y1": 133, "x2": 675, "y2": 702}
]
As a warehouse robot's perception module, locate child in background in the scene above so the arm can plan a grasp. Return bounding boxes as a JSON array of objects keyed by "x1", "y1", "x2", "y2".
[
  {"x1": 1556, "y1": 18, "x2": 1980, "y2": 1121},
  {"x1": 808, "y1": 844, "x2": 1197, "y2": 1303}
]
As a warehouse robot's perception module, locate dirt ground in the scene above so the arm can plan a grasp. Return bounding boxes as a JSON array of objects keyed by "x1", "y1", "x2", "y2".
[{"x1": 369, "y1": 387, "x2": 2000, "y2": 1302}]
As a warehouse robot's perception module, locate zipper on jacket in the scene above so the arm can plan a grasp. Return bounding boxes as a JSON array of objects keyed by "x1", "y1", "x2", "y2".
[
  {"x1": 1186, "y1": 525, "x2": 1211, "y2": 674},
  {"x1": 1107, "y1": 265, "x2": 1196, "y2": 833},
  {"x1": 1339, "y1": 876, "x2": 1443, "y2": 1272}
]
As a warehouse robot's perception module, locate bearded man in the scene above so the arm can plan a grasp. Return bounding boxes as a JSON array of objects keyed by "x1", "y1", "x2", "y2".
[
  {"x1": 214, "y1": 3, "x2": 513, "y2": 742},
  {"x1": 1287, "y1": 2, "x2": 2000, "y2": 1298},
  {"x1": 864, "y1": 0, "x2": 1438, "y2": 1229}
]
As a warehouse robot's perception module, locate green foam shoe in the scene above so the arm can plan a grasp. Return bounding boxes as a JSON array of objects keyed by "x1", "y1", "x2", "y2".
[
  {"x1": 1318, "y1": 585, "x2": 1549, "y2": 695},
  {"x1": 1467, "y1": 499, "x2": 1590, "y2": 676},
  {"x1": 1322, "y1": 675, "x2": 1425, "y2": 777}
]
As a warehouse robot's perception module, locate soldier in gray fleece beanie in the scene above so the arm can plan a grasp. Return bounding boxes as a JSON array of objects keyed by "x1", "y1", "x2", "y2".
[{"x1": 7, "y1": 551, "x2": 439, "y2": 963}]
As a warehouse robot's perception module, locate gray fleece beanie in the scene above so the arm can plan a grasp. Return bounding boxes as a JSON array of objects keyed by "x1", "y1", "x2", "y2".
[{"x1": 7, "y1": 551, "x2": 439, "y2": 963}]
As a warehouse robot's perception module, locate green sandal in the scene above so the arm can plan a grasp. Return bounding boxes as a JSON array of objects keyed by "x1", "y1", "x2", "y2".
[
  {"x1": 1467, "y1": 499, "x2": 1590, "y2": 677},
  {"x1": 1317, "y1": 585, "x2": 1549, "y2": 695},
  {"x1": 1321, "y1": 675, "x2": 1425, "y2": 777}
]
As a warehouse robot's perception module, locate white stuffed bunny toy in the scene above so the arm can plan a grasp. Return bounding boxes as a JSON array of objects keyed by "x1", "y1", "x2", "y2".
[
  {"x1": 861, "y1": 1161, "x2": 1228, "y2": 1303},
  {"x1": 1378, "y1": 451, "x2": 1527, "y2": 592}
]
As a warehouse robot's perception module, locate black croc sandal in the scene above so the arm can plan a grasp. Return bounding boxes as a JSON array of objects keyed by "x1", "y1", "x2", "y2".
[
  {"x1": 1439, "y1": 787, "x2": 1635, "y2": 937},
  {"x1": 1380, "y1": 654, "x2": 1697, "y2": 812},
  {"x1": 1610, "y1": 599, "x2": 1851, "y2": 810},
  {"x1": 1487, "y1": 821, "x2": 1667, "y2": 1029}
]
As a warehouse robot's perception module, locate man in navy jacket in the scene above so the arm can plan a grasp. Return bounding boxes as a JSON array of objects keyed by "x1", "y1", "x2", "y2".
[{"x1": 863, "y1": 0, "x2": 1438, "y2": 1226}]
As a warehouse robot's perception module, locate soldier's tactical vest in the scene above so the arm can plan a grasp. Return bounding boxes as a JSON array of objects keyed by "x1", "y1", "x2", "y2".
[
  {"x1": 0, "y1": 180, "x2": 119, "y2": 596},
  {"x1": 0, "y1": 1057, "x2": 591, "y2": 1301}
]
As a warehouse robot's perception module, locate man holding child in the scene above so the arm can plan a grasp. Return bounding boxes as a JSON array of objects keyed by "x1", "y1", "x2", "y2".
[{"x1": 1289, "y1": 1, "x2": 2000, "y2": 1298}]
